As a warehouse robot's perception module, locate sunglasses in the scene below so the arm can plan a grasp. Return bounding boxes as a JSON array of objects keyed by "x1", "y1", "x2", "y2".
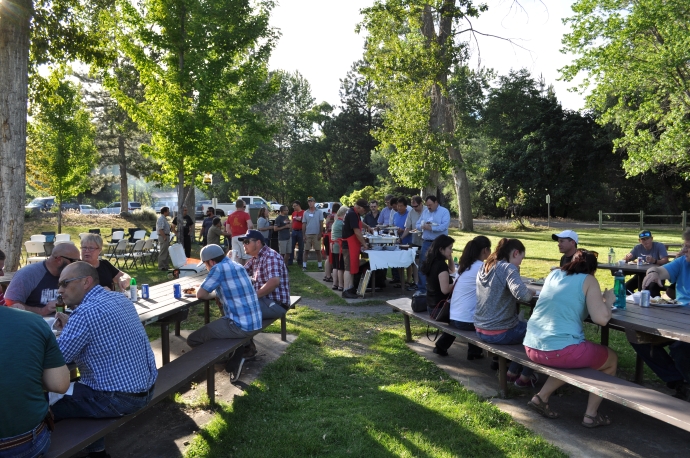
[
  {"x1": 242, "y1": 239, "x2": 255, "y2": 245},
  {"x1": 58, "y1": 275, "x2": 89, "y2": 288},
  {"x1": 58, "y1": 255, "x2": 80, "y2": 263}
]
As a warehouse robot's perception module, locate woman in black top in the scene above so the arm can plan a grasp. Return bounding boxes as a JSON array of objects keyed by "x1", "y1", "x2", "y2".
[
  {"x1": 80, "y1": 234, "x2": 128, "y2": 290},
  {"x1": 420, "y1": 235, "x2": 456, "y2": 311}
]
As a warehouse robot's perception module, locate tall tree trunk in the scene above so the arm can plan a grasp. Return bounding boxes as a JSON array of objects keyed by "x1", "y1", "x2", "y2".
[
  {"x1": 0, "y1": 0, "x2": 31, "y2": 270},
  {"x1": 118, "y1": 134, "x2": 129, "y2": 214}
]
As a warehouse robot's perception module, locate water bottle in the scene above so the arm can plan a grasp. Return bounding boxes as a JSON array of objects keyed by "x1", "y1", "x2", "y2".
[
  {"x1": 130, "y1": 278, "x2": 137, "y2": 301},
  {"x1": 613, "y1": 269, "x2": 626, "y2": 309},
  {"x1": 608, "y1": 247, "x2": 615, "y2": 264}
]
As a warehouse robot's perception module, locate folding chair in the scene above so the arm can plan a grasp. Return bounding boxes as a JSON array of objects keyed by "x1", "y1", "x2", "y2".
[
  {"x1": 125, "y1": 239, "x2": 147, "y2": 269},
  {"x1": 105, "y1": 230, "x2": 125, "y2": 256},
  {"x1": 88, "y1": 228, "x2": 101, "y2": 234},
  {"x1": 30, "y1": 234, "x2": 47, "y2": 243},
  {"x1": 25, "y1": 241, "x2": 47, "y2": 264},
  {"x1": 110, "y1": 239, "x2": 129, "y2": 267},
  {"x1": 41, "y1": 232, "x2": 56, "y2": 243},
  {"x1": 142, "y1": 239, "x2": 156, "y2": 267},
  {"x1": 55, "y1": 234, "x2": 71, "y2": 242}
]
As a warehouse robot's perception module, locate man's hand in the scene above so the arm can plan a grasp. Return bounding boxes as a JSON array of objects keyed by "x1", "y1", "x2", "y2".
[
  {"x1": 41, "y1": 301, "x2": 57, "y2": 316},
  {"x1": 624, "y1": 253, "x2": 633, "y2": 262},
  {"x1": 55, "y1": 312, "x2": 69, "y2": 330},
  {"x1": 602, "y1": 288, "x2": 616, "y2": 305},
  {"x1": 645, "y1": 255, "x2": 655, "y2": 264}
]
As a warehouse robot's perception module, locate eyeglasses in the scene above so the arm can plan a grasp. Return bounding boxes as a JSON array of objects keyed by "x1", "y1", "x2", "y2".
[
  {"x1": 411, "y1": 205, "x2": 418, "y2": 208},
  {"x1": 58, "y1": 275, "x2": 89, "y2": 288},
  {"x1": 58, "y1": 255, "x2": 80, "y2": 263},
  {"x1": 242, "y1": 239, "x2": 255, "y2": 245},
  {"x1": 81, "y1": 246, "x2": 99, "y2": 251}
]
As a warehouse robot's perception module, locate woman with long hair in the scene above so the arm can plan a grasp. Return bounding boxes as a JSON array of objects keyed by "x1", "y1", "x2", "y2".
[
  {"x1": 434, "y1": 236, "x2": 492, "y2": 360},
  {"x1": 524, "y1": 250, "x2": 617, "y2": 427},
  {"x1": 474, "y1": 238, "x2": 536, "y2": 388},
  {"x1": 420, "y1": 235, "x2": 456, "y2": 313},
  {"x1": 257, "y1": 207, "x2": 270, "y2": 240}
]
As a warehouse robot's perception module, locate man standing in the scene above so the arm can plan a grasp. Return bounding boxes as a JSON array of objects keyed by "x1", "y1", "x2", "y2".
[
  {"x1": 172, "y1": 206, "x2": 194, "y2": 258},
  {"x1": 274, "y1": 205, "x2": 292, "y2": 264},
  {"x1": 199, "y1": 206, "x2": 216, "y2": 246},
  {"x1": 4, "y1": 243, "x2": 80, "y2": 315},
  {"x1": 552, "y1": 230, "x2": 579, "y2": 267},
  {"x1": 400, "y1": 195, "x2": 424, "y2": 290},
  {"x1": 53, "y1": 262, "x2": 158, "y2": 457},
  {"x1": 0, "y1": 306, "x2": 69, "y2": 457},
  {"x1": 289, "y1": 200, "x2": 305, "y2": 267},
  {"x1": 157, "y1": 206, "x2": 172, "y2": 270},
  {"x1": 363, "y1": 200, "x2": 380, "y2": 228},
  {"x1": 226, "y1": 199, "x2": 254, "y2": 265},
  {"x1": 415, "y1": 195, "x2": 450, "y2": 294},
  {"x1": 624, "y1": 230, "x2": 669, "y2": 294},
  {"x1": 188, "y1": 245, "x2": 262, "y2": 347},
  {"x1": 636, "y1": 229, "x2": 690, "y2": 400},
  {"x1": 302, "y1": 197, "x2": 324, "y2": 272},
  {"x1": 341, "y1": 199, "x2": 371, "y2": 299},
  {"x1": 377, "y1": 194, "x2": 394, "y2": 227},
  {"x1": 241, "y1": 230, "x2": 291, "y2": 319},
  {"x1": 392, "y1": 196, "x2": 412, "y2": 287}
]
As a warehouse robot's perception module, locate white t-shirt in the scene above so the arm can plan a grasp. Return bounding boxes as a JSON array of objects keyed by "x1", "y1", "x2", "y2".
[{"x1": 450, "y1": 260, "x2": 483, "y2": 323}]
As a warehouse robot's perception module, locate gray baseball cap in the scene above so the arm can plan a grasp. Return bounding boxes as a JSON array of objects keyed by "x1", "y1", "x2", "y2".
[{"x1": 197, "y1": 244, "x2": 226, "y2": 267}]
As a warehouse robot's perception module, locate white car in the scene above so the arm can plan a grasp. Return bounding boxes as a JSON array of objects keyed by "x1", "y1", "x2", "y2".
[
  {"x1": 269, "y1": 201, "x2": 283, "y2": 211},
  {"x1": 100, "y1": 201, "x2": 142, "y2": 214},
  {"x1": 79, "y1": 205, "x2": 99, "y2": 214}
]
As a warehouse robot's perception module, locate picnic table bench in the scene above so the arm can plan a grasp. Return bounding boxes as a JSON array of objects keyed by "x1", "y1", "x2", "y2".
[
  {"x1": 45, "y1": 295, "x2": 301, "y2": 458},
  {"x1": 386, "y1": 297, "x2": 690, "y2": 433}
]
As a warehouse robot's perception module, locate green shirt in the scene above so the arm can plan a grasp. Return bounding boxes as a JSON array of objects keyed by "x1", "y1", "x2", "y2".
[{"x1": 0, "y1": 307, "x2": 65, "y2": 438}]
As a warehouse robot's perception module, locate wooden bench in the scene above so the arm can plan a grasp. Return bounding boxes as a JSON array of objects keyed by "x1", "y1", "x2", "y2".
[
  {"x1": 46, "y1": 296, "x2": 301, "y2": 458},
  {"x1": 387, "y1": 297, "x2": 690, "y2": 433}
]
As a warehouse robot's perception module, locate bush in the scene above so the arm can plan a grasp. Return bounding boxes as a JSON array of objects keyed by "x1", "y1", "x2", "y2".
[
  {"x1": 127, "y1": 208, "x2": 157, "y2": 226},
  {"x1": 340, "y1": 186, "x2": 385, "y2": 207}
]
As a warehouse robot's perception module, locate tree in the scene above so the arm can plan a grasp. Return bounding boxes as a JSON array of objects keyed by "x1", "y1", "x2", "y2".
[
  {"x1": 102, "y1": 0, "x2": 277, "y2": 242},
  {"x1": 360, "y1": 0, "x2": 488, "y2": 231},
  {"x1": 26, "y1": 68, "x2": 99, "y2": 233},
  {"x1": 0, "y1": 0, "x2": 111, "y2": 269},
  {"x1": 561, "y1": 0, "x2": 690, "y2": 178}
]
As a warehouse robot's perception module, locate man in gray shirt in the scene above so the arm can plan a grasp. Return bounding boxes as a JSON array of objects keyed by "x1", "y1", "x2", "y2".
[
  {"x1": 302, "y1": 197, "x2": 324, "y2": 271},
  {"x1": 157, "y1": 206, "x2": 172, "y2": 270},
  {"x1": 624, "y1": 230, "x2": 669, "y2": 294}
]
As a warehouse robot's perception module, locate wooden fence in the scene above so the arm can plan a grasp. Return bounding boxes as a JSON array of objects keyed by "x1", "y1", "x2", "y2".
[{"x1": 598, "y1": 211, "x2": 688, "y2": 230}]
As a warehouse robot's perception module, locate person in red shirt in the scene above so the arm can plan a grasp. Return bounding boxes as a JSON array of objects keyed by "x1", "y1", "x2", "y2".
[
  {"x1": 289, "y1": 200, "x2": 305, "y2": 266},
  {"x1": 225, "y1": 199, "x2": 254, "y2": 265}
]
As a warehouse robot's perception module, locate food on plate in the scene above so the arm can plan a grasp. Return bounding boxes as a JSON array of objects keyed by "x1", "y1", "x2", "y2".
[
  {"x1": 650, "y1": 297, "x2": 678, "y2": 305},
  {"x1": 183, "y1": 287, "x2": 197, "y2": 295}
]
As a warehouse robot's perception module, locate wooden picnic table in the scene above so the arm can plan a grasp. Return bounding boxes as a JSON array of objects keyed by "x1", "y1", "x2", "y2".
[{"x1": 0, "y1": 271, "x2": 15, "y2": 286}]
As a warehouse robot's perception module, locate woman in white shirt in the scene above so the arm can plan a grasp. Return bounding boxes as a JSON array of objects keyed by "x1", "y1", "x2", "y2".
[{"x1": 434, "y1": 236, "x2": 492, "y2": 360}]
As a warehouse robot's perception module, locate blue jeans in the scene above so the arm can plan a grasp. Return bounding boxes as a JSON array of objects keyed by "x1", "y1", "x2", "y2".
[
  {"x1": 631, "y1": 341, "x2": 690, "y2": 384},
  {"x1": 435, "y1": 320, "x2": 483, "y2": 357},
  {"x1": 289, "y1": 230, "x2": 304, "y2": 265},
  {"x1": 0, "y1": 422, "x2": 50, "y2": 458},
  {"x1": 416, "y1": 240, "x2": 433, "y2": 293},
  {"x1": 476, "y1": 321, "x2": 534, "y2": 377},
  {"x1": 52, "y1": 382, "x2": 153, "y2": 453}
]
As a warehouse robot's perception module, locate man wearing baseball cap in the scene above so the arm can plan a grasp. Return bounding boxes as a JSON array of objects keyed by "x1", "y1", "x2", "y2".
[
  {"x1": 187, "y1": 244, "x2": 262, "y2": 348},
  {"x1": 624, "y1": 230, "x2": 669, "y2": 295},
  {"x1": 552, "y1": 230, "x2": 579, "y2": 267}
]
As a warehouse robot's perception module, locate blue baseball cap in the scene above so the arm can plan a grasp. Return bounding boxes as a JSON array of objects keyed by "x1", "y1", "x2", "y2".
[
  {"x1": 639, "y1": 230, "x2": 652, "y2": 239},
  {"x1": 238, "y1": 230, "x2": 266, "y2": 245}
]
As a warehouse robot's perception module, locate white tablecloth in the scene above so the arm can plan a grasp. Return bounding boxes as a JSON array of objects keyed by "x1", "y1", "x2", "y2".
[{"x1": 364, "y1": 249, "x2": 417, "y2": 270}]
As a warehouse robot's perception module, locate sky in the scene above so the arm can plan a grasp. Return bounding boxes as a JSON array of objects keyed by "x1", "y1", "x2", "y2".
[{"x1": 268, "y1": 0, "x2": 587, "y2": 111}]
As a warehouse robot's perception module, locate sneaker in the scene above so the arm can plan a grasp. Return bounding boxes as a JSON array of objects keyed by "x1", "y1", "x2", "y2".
[
  {"x1": 342, "y1": 288, "x2": 359, "y2": 299},
  {"x1": 318, "y1": 265, "x2": 324, "y2": 271},
  {"x1": 514, "y1": 373, "x2": 539, "y2": 389},
  {"x1": 242, "y1": 340, "x2": 257, "y2": 360},
  {"x1": 302, "y1": 267, "x2": 307, "y2": 272},
  {"x1": 406, "y1": 284, "x2": 418, "y2": 291}
]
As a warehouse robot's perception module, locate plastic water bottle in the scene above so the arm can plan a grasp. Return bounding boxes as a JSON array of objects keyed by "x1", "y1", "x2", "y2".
[
  {"x1": 608, "y1": 247, "x2": 615, "y2": 264},
  {"x1": 613, "y1": 269, "x2": 626, "y2": 309},
  {"x1": 130, "y1": 278, "x2": 137, "y2": 301}
]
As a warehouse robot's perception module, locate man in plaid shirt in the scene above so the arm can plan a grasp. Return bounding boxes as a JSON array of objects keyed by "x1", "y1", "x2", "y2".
[
  {"x1": 241, "y1": 230, "x2": 290, "y2": 319},
  {"x1": 188, "y1": 244, "x2": 263, "y2": 348},
  {"x1": 53, "y1": 262, "x2": 157, "y2": 457}
]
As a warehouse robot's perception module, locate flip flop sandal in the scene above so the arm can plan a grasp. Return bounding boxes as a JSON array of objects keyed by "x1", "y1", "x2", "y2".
[
  {"x1": 527, "y1": 394, "x2": 560, "y2": 419},
  {"x1": 332, "y1": 285, "x2": 340, "y2": 290},
  {"x1": 581, "y1": 413, "x2": 611, "y2": 428},
  {"x1": 323, "y1": 276, "x2": 333, "y2": 282}
]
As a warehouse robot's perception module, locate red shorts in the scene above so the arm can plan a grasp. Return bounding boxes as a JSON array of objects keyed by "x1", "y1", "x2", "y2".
[{"x1": 525, "y1": 341, "x2": 609, "y2": 370}]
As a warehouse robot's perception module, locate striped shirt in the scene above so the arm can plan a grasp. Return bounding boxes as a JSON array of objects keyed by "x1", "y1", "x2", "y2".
[
  {"x1": 201, "y1": 257, "x2": 262, "y2": 331},
  {"x1": 58, "y1": 286, "x2": 157, "y2": 393},
  {"x1": 244, "y1": 245, "x2": 290, "y2": 305}
]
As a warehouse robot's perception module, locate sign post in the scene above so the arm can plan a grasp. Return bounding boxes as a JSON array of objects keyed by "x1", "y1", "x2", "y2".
[{"x1": 546, "y1": 194, "x2": 551, "y2": 228}]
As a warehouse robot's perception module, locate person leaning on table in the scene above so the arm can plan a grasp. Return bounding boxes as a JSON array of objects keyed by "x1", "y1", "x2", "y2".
[
  {"x1": 80, "y1": 233, "x2": 130, "y2": 290},
  {"x1": 635, "y1": 228, "x2": 690, "y2": 401},
  {"x1": 624, "y1": 230, "x2": 669, "y2": 296},
  {"x1": 523, "y1": 250, "x2": 618, "y2": 428}
]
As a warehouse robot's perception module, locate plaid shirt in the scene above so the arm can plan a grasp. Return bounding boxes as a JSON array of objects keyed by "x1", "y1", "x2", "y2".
[
  {"x1": 201, "y1": 257, "x2": 262, "y2": 331},
  {"x1": 244, "y1": 245, "x2": 290, "y2": 305},
  {"x1": 58, "y1": 286, "x2": 157, "y2": 393}
]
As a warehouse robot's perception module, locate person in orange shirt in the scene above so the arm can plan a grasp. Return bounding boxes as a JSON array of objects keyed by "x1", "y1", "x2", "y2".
[{"x1": 225, "y1": 199, "x2": 254, "y2": 265}]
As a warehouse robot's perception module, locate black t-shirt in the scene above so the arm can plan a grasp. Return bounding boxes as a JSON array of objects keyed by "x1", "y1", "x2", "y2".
[
  {"x1": 96, "y1": 260, "x2": 121, "y2": 289},
  {"x1": 363, "y1": 212, "x2": 379, "y2": 229},
  {"x1": 426, "y1": 257, "x2": 451, "y2": 308},
  {"x1": 560, "y1": 254, "x2": 574, "y2": 267},
  {"x1": 341, "y1": 209, "x2": 361, "y2": 248},
  {"x1": 172, "y1": 215, "x2": 194, "y2": 237},
  {"x1": 275, "y1": 215, "x2": 291, "y2": 241}
]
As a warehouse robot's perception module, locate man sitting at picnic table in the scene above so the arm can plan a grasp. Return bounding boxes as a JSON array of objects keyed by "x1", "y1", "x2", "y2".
[
  {"x1": 637, "y1": 229, "x2": 690, "y2": 400},
  {"x1": 552, "y1": 230, "x2": 579, "y2": 267},
  {"x1": 53, "y1": 262, "x2": 158, "y2": 458},
  {"x1": 187, "y1": 244, "x2": 263, "y2": 348},
  {"x1": 4, "y1": 243, "x2": 80, "y2": 316},
  {"x1": 240, "y1": 230, "x2": 290, "y2": 358},
  {"x1": 624, "y1": 230, "x2": 669, "y2": 296}
]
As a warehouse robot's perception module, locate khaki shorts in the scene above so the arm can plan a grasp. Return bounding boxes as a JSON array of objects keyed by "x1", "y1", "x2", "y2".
[
  {"x1": 231, "y1": 236, "x2": 250, "y2": 260},
  {"x1": 278, "y1": 239, "x2": 290, "y2": 255},
  {"x1": 304, "y1": 233, "x2": 321, "y2": 251}
]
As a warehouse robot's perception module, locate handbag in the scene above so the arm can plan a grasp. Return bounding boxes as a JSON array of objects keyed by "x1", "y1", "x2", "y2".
[
  {"x1": 429, "y1": 277, "x2": 458, "y2": 324},
  {"x1": 411, "y1": 293, "x2": 428, "y2": 313}
]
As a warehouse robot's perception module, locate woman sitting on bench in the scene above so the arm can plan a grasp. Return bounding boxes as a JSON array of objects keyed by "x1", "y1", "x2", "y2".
[
  {"x1": 523, "y1": 250, "x2": 618, "y2": 428},
  {"x1": 474, "y1": 238, "x2": 537, "y2": 388}
]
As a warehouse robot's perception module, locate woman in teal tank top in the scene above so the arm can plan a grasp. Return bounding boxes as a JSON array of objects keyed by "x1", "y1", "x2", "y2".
[{"x1": 524, "y1": 250, "x2": 618, "y2": 428}]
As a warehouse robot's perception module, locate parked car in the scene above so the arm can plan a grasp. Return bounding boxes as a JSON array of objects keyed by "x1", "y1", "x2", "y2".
[
  {"x1": 60, "y1": 201, "x2": 80, "y2": 211},
  {"x1": 316, "y1": 202, "x2": 341, "y2": 217},
  {"x1": 100, "y1": 201, "x2": 142, "y2": 214},
  {"x1": 195, "y1": 200, "x2": 212, "y2": 219},
  {"x1": 79, "y1": 204, "x2": 99, "y2": 214},
  {"x1": 269, "y1": 201, "x2": 283, "y2": 212},
  {"x1": 153, "y1": 200, "x2": 178, "y2": 214},
  {"x1": 25, "y1": 196, "x2": 55, "y2": 212}
]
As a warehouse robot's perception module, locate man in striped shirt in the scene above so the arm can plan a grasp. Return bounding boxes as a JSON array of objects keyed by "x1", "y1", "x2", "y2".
[{"x1": 188, "y1": 244, "x2": 263, "y2": 347}]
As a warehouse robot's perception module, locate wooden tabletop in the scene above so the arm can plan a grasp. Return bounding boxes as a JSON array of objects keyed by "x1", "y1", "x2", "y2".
[
  {"x1": 598, "y1": 262, "x2": 653, "y2": 275},
  {"x1": 132, "y1": 272, "x2": 208, "y2": 325},
  {"x1": 0, "y1": 271, "x2": 15, "y2": 286}
]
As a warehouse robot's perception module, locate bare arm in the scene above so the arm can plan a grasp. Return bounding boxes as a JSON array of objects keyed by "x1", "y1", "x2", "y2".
[
  {"x1": 197, "y1": 287, "x2": 214, "y2": 300},
  {"x1": 43, "y1": 365, "x2": 70, "y2": 393},
  {"x1": 353, "y1": 228, "x2": 368, "y2": 248},
  {"x1": 642, "y1": 266, "x2": 671, "y2": 290},
  {"x1": 584, "y1": 275, "x2": 612, "y2": 326},
  {"x1": 256, "y1": 277, "x2": 280, "y2": 298},
  {"x1": 438, "y1": 271, "x2": 453, "y2": 294},
  {"x1": 9, "y1": 301, "x2": 56, "y2": 316},
  {"x1": 246, "y1": 219, "x2": 254, "y2": 230}
]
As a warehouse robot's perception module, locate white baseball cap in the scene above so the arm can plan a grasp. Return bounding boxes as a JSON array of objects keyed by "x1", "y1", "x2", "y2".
[{"x1": 552, "y1": 230, "x2": 579, "y2": 243}]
